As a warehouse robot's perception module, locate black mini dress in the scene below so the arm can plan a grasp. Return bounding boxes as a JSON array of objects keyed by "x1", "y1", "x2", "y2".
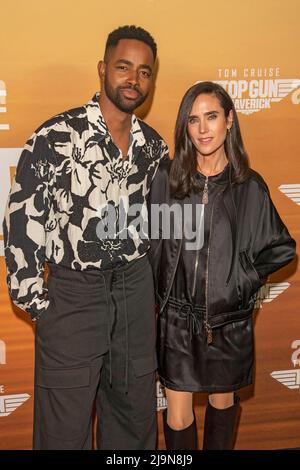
[{"x1": 157, "y1": 165, "x2": 254, "y2": 393}]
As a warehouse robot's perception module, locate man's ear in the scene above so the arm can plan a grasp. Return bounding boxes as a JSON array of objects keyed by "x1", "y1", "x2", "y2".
[{"x1": 98, "y1": 60, "x2": 106, "y2": 82}]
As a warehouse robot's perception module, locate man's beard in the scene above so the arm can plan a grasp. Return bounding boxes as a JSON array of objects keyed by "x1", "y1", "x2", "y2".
[{"x1": 104, "y1": 76, "x2": 148, "y2": 113}]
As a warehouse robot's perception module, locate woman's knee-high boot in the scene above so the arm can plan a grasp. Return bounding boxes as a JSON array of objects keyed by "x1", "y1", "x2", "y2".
[
  {"x1": 163, "y1": 409, "x2": 198, "y2": 450},
  {"x1": 202, "y1": 395, "x2": 241, "y2": 450}
]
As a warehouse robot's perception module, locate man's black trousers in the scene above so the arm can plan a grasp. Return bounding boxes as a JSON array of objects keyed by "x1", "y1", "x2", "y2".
[{"x1": 33, "y1": 255, "x2": 157, "y2": 450}]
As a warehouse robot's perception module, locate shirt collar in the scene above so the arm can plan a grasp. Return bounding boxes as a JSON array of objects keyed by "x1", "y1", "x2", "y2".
[{"x1": 86, "y1": 92, "x2": 146, "y2": 147}]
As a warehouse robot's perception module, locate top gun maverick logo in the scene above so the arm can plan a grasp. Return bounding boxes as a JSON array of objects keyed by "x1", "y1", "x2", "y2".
[{"x1": 207, "y1": 67, "x2": 300, "y2": 115}]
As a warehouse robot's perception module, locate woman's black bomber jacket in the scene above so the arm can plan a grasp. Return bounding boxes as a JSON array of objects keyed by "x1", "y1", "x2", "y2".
[{"x1": 147, "y1": 156, "x2": 296, "y2": 336}]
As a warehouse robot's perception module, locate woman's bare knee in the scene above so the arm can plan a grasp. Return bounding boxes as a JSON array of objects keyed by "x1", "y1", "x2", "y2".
[
  {"x1": 208, "y1": 392, "x2": 234, "y2": 409},
  {"x1": 165, "y1": 388, "x2": 194, "y2": 430}
]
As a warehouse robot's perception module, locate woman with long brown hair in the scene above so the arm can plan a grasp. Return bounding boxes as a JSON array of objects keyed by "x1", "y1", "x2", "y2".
[{"x1": 149, "y1": 81, "x2": 296, "y2": 449}]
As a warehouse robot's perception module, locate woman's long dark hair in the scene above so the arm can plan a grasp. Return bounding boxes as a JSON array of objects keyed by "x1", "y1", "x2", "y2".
[{"x1": 170, "y1": 81, "x2": 250, "y2": 199}]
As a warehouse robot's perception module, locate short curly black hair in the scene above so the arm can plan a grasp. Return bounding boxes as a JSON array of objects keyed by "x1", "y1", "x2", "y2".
[{"x1": 104, "y1": 25, "x2": 157, "y2": 61}]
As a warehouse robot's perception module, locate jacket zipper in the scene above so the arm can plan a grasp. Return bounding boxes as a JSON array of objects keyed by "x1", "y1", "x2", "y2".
[
  {"x1": 204, "y1": 199, "x2": 216, "y2": 344},
  {"x1": 204, "y1": 244, "x2": 213, "y2": 344},
  {"x1": 192, "y1": 177, "x2": 208, "y2": 297},
  {"x1": 192, "y1": 190, "x2": 221, "y2": 301},
  {"x1": 203, "y1": 191, "x2": 223, "y2": 344}
]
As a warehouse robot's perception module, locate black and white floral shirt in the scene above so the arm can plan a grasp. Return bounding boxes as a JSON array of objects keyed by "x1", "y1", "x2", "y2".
[{"x1": 3, "y1": 93, "x2": 168, "y2": 319}]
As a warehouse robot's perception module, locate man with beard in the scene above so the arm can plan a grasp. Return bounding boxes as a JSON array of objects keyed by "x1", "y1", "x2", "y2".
[{"x1": 3, "y1": 25, "x2": 168, "y2": 450}]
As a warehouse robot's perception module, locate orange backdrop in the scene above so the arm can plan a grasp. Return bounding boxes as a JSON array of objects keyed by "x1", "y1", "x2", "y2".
[{"x1": 0, "y1": 0, "x2": 300, "y2": 449}]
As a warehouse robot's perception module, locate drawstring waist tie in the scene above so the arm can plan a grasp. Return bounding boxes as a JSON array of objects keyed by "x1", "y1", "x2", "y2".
[{"x1": 167, "y1": 297, "x2": 206, "y2": 339}]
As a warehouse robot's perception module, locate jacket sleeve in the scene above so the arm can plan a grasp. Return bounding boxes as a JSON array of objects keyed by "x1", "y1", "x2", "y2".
[
  {"x1": 3, "y1": 132, "x2": 53, "y2": 320},
  {"x1": 147, "y1": 155, "x2": 170, "y2": 302},
  {"x1": 251, "y1": 188, "x2": 296, "y2": 280}
]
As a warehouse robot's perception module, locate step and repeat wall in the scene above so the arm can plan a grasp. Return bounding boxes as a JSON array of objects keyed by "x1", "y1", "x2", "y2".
[{"x1": 0, "y1": 0, "x2": 299, "y2": 449}]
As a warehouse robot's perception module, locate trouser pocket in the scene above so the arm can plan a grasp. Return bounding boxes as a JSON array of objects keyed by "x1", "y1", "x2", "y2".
[
  {"x1": 131, "y1": 354, "x2": 158, "y2": 421},
  {"x1": 36, "y1": 366, "x2": 92, "y2": 440}
]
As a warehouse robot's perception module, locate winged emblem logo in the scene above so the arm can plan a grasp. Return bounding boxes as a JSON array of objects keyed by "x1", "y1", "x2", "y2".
[
  {"x1": 255, "y1": 282, "x2": 290, "y2": 309},
  {"x1": 271, "y1": 370, "x2": 300, "y2": 391},
  {"x1": 278, "y1": 184, "x2": 300, "y2": 206},
  {"x1": 0, "y1": 393, "x2": 30, "y2": 417},
  {"x1": 271, "y1": 79, "x2": 300, "y2": 101}
]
